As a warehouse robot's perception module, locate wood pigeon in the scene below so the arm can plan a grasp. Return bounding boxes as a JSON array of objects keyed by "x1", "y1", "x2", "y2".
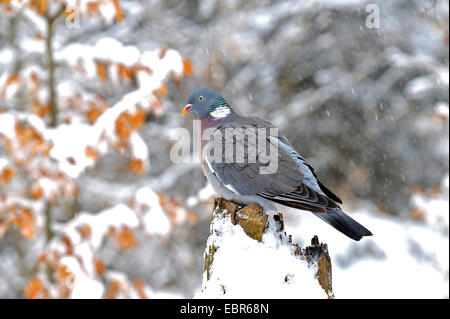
[{"x1": 182, "y1": 88, "x2": 372, "y2": 241}]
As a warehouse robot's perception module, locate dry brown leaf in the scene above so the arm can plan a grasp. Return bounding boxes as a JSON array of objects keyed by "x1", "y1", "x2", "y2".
[
  {"x1": 115, "y1": 226, "x2": 136, "y2": 250},
  {"x1": 94, "y1": 258, "x2": 106, "y2": 276},
  {"x1": 129, "y1": 158, "x2": 145, "y2": 175},
  {"x1": 24, "y1": 278, "x2": 47, "y2": 299},
  {"x1": 117, "y1": 63, "x2": 133, "y2": 83},
  {"x1": 115, "y1": 109, "x2": 145, "y2": 140},
  {"x1": 30, "y1": 185, "x2": 43, "y2": 199},
  {"x1": 85, "y1": 146, "x2": 99, "y2": 163},
  {"x1": 112, "y1": 0, "x2": 124, "y2": 22},
  {"x1": 94, "y1": 60, "x2": 108, "y2": 82},
  {"x1": 86, "y1": 102, "x2": 102, "y2": 124},
  {"x1": 12, "y1": 208, "x2": 35, "y2": 239},
  {"x1": 61, "y1": 236, "x2": 73, "y2": 255},
  {"x1": 153, "y1": 82, "x2": 168, "y2": 98},
  {"x1": 55, "y1": 264, "x2": 74, "y2": 286},
  {"x1": 106, "y1": 280, "x2": 122, "y2": 299},
  {"x1": 133, "y1": 280, "x2": 147, "y2": 299},
  {"x1": 182, "y1": 57, "x2": 194, "y2": 76},
  {"x1": 78, "y1": 224, "x2": 92, "y2": 239},
  {"x1": 86, "y1": 1, "x2": 100, "y2": 14},
  {"x1": 411, "y1": 208, "x2": 426, "y2": 221},
  {"x1": 1, "y1": 74, "x2": 20, "y2": 99},
  {"x1": 0, "y1": 166, "x2": 16, "y2": 185}
]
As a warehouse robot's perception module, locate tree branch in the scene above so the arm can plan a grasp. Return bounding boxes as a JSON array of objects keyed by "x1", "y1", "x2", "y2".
[{"x1": 45, "y1": 6, "x2": 65, "y2": 127}]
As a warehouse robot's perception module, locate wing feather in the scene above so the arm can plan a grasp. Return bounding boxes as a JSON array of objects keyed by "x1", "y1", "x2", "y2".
[{"x1": 205, "y1": 116, "x2": 341, "y2": 212}]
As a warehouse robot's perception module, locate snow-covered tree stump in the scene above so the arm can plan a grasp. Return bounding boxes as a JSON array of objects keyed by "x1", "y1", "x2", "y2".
[{"x1": 197, "y1": 198, "x2": 333, "y2": 298}]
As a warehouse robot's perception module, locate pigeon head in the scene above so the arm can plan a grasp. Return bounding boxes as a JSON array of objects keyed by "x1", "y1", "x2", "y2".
[{"x1": 182, "y1": 88, "x2": 234, "y2": 119}]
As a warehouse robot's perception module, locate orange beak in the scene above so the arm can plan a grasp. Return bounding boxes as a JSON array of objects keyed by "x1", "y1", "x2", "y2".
[{"x1": 181, "y1": 104, "x2": 193, "y2": 116}]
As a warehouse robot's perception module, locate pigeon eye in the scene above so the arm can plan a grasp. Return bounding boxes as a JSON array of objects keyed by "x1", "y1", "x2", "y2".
[{"x1": 199, "y1": 96, "x2": 204, "y2": 101}]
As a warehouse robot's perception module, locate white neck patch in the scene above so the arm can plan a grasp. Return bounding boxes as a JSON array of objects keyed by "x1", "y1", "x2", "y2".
[{"x1": 211, "y1": 106, "x2": 231, "y2": 119}]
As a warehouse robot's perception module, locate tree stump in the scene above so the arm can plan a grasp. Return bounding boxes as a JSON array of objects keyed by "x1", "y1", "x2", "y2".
[{"x1": 199, "y1": 198, "x2": 333, "y2": 298}]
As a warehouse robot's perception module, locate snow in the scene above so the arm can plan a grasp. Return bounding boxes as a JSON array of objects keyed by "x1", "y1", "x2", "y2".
[
  {"x1": 54, "y1": 204, "x2": 139, "y2": 250},
  {"x1": 0, "y1": 0, "x2": 447, "y2": 300},
  {"x1": 186, "y1": 183, "x2": 216, "y2": 207},
  {"x1": 55, "y1": 38, "x2": 183, "y2": 83},
  {"x1": 0, "y1": 158, "x2": 8, "y2": 171},
  {"x1": 405, "y1": 76, "x2": 435, "y2": 98},
  {"x1": 1, "y1": 35, "x2": 186, "y2": 180},
  {"x1": 0, "y1": 49, "x2": 13, "y2": 65},
  {"x1": 196, "y1": 210, "x2": 328, "y2": 299},
  {"x1": 435, "y1": 102, "x2": 449, "y2": 118},
  {"x1": 283, "y1": 176, "x2": 449, "y2": 299},
  {"x1": 135, "y1": 187, "x2": 171, "y2": 236},
  {"x1": 59, "y1": 256, "x2": 105, "y2": 299},
  {"x1": 45, "y1": 200, "x2": 179, "y2": 299},
  {"x1": 411, "y1": 175, "x2": 449, "y2": 234},
  {"x1": 46, "y1": 120, "x2": 101, "y2": 178},
  {"x1": 195, "y1": 173, "x2": 449, "y2": 299}
]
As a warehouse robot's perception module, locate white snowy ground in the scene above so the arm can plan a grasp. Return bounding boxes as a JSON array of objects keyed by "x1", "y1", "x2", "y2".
[{"x1": 282, "y1": 176, "x2": 449, "y2": 299}]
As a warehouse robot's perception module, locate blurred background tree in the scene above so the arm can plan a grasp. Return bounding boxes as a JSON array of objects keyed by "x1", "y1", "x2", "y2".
[{"x1": 0, "y1": 0, "x2": 448, "y2": 298}]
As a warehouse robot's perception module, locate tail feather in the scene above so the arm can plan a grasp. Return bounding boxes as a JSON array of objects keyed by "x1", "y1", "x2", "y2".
[{"x1": 313, "y1": 208, "x2": 373, "y2": 241}]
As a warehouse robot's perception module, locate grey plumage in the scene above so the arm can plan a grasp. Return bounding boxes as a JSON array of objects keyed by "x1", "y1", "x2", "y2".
[{"x1": 182, "y1": 88, "x2": 373, "y2": 241}]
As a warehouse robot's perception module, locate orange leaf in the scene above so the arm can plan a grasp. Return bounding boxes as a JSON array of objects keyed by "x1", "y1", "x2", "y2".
[
  {"x1": 37, "y1": 0, "x2": 47, "y2": 15},
  {"x1": 153, "y1": 82, "x2": 168, "y2": 98},
  {"x1": 30, "y1": 101, "x2": 50, "y2": 117},
  {"x1": 94, "y1": 60, "x2": 108, "y2": 82},
  {"x1": 38, "y1": 253, "x2": 47, "y2": 264},
  {"x1": 94, "y1": 258, "x2": 106, "y2": 275},
  {"x1": 24, "y1": 278, "x2": 47, "y2": 299},
  {"x1": 12, "y1": 208, "x2": 35, "y2": 239},
  {"x1": 65, "y1": 7, "x2": 76, "y2": 17},
  {"x1": 115, "y1": 226, "x2": 136, "y2": 250},
  {"x1": 115, "y1": 109, "x2": 145, "y2": 140},
  {"x1": 1, "y1": 74, "x2": 20, "y2": 99},
  {"x1": 29, "y1": 0, "x2": 47, "y2": 15},
  {"x1": 115, "y1": 112, "x2": 132, "y2": 139},
  {"x1": 78, "y1": 224, "x2": 92, "y2": 239},
  {"x1": 67, "y1": 157, "x2": 76, "y2": 165},
  {"x1": 0, "y1": 166, "x2": 16, "y2": 185},
  {"x1": 106, "y1": 280, "x2": 122, "y2": 299},
  {"x1": 42, "y1": 141, "x2": 53, "y2": 156},
  {"x1": 112, "y1": 0, "x2": 124, "y2": 22},
  {"x1": 61, "y1": 236, "x2": 73, "y2": 255},
  {"x1": 411, "y1": 208, "x2": 425, "y2": 221},
  {"x1": 117, "y1": 63, "x2": 133, "y2": 83},
  {"x1": 133, "y1": 280, "x2": 147, "y2": 299},
  {"x1": 85, "y1": 146, "x2": 99, "y2": 163},
  {"x1": 131, "y1": 108, "x2": 145, "y2": 129},
  {"x1": 86, "y1": 2, "x2": 100, "y2": 13},
  {"x1": 15, "y1": 122, "x2": 42, "y2": 148},
  {"x1": 55, "y1": 265, "x2": 74, "y2": 285},
  {"x1": 30, "y1": 185, "x2": 43, "y2": 199},
  {"x1": 182, "y1": 57, "x2": 194, "y2": 76},
  {"x1": 129, "y1": 158, "x2": 145, "y2": 175}
]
